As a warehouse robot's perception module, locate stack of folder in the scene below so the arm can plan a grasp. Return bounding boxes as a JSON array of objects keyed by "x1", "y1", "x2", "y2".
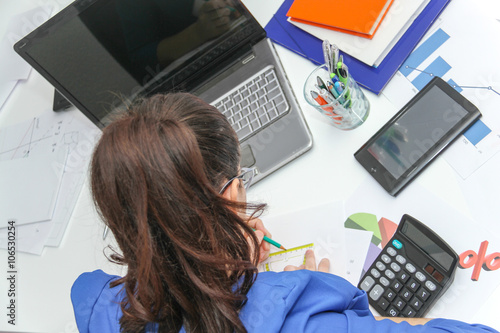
[
  {"x1": 265, "y1": 0, "x2": 450, "y2": 95},
  {"x1": 287, "y1": 0, "x2": 394, "y2": 39}
]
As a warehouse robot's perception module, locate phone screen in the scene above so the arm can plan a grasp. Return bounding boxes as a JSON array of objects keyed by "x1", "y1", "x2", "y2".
[{"x1": 366, "y1": 85, "x2": 469, "y2": 179}]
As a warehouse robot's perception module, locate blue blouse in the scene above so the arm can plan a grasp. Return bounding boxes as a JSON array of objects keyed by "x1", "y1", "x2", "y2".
[{"x1": 71, "y1": 269, "x2": 497, "y2": 333}]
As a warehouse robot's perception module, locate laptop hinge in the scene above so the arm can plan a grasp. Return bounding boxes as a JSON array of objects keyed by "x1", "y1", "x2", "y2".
[{"x1": 242, "y1": 54, "x2": 255, "y2": 65}]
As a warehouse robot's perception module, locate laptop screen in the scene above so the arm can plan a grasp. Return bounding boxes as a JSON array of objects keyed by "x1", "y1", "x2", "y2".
[{"x1": 16, "y1": 0, "x2": 265, "y2": 127}]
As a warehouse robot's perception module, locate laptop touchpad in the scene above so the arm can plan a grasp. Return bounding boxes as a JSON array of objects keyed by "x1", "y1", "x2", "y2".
[{"x1": 240, "y1": 145, "x2": 256, "y2": 168}]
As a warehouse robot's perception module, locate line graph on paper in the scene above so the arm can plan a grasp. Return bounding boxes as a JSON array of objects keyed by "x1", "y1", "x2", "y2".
[
  {"x1": 383, "y1": 3, "x2": 500, "y2": 179},
  {"x1": 0, "y1": 116, "x2": 67, "y2": 161}
]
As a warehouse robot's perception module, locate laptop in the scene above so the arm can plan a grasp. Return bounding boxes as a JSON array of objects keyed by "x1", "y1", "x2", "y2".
[{"x1": 14, "y1": 0, "x2": 313, "y2": 184}]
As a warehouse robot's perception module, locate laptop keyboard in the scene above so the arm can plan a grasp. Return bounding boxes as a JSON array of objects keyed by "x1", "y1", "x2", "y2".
[{"x1": 212, "y1": 67, "x2": 289, "y2": 141}]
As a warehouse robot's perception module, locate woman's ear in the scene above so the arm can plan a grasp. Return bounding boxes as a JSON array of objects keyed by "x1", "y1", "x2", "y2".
[{"x1": 221, "y1": 179, "x2": 241, "y2": 201}]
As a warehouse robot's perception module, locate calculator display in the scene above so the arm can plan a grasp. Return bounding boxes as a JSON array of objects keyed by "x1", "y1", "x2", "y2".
[{"x1": 402, "y1": 221, "x2": 454, "y2": 271}]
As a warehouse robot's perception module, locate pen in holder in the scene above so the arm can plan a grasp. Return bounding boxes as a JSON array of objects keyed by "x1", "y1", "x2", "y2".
[{"x1": 303, "y1": 64, "x2": 370, "y2": 130}]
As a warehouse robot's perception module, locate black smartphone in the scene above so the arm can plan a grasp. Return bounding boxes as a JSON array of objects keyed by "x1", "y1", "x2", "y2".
[
  {"x1": 358, "y1": 214, "x2": 459, "y2": 318},
  {"x1": 354, "y1": 76, "x2": 481, "y2": 196}
]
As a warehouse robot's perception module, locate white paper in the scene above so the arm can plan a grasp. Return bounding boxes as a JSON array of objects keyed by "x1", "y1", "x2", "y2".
[
  {"x1": 0, "y1": 220, "x2": 53, "y2": 255},
  {"x1": 0, "y1": 145, "x2": 68, "y2": 226},
  {"x1": 289, "y1": 0, "x2": 428, "y2": 67},
  {"x1": 0, "y1": 115, "x2": 67, "y2": 161},
  {"x1": 0, "y1": 6, "x2": 53, "y2": 113},
  {"x1": 45, "y1": 115, "x2": 101, "y2": 247},
  {"x1": 261, "y1": 201, "x2": 346, "y2": 276},
  {"x1": 344, "y1": 228, "x2": 373, "y2": 285},
  {"x1": 0, "y1": 80, "x2": 18, "y2": 112},
  {"x1": 0, "y1": 108, "x2": 101, "y2": 253}
]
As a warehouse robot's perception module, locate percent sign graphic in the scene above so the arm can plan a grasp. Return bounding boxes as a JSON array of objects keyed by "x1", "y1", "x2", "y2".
[{"x1": 459, "y1": 241, "x2": 500, "y2": 281}]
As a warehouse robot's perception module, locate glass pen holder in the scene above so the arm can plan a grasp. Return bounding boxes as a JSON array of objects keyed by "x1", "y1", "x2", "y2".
[{"x1": 303, "y1": 64, "x2": 370, "y2": 130}]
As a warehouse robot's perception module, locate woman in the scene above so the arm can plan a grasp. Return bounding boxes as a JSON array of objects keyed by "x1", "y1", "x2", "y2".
[{"x1": 71, "y1": 93, "x2": 497, "y2": 333}]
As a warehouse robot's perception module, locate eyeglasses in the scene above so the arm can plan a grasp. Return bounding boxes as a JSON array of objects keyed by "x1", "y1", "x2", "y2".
[{"x1": 219, "y1": 167, "x2": 256, "y2": 194}]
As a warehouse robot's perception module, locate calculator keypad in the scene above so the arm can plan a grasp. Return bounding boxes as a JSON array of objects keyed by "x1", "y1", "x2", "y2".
[{"x1": 359, "y1": 245, "x2": 442, "y2": 317}]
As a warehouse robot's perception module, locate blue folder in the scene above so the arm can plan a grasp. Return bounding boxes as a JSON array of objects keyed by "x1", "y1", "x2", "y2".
[{"x1": 265, "y1": 0, "x2": 450, "y2": 95}]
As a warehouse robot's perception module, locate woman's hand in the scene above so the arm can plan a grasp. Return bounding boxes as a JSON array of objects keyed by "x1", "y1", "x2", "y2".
[
  {"x1": 245, "y1": 217, "x2": 271, "y2": 263},
  {"x1": 283, "y1": 249, "x2": 330, "y2": 273}
]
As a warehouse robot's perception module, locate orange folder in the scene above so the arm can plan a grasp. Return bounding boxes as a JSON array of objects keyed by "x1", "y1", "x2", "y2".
[{"x1": 286, "y1": 0, "x2": 394, "y2": 39}]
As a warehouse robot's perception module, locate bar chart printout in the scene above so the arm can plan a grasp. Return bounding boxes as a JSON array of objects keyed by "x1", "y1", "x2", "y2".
[{"x1": 386, "y1": 16, "x2": 500, "y2": 179}]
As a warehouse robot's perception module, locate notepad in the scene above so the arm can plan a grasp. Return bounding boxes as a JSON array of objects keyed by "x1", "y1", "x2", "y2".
[{"x1": 287, "y1": 0, "x2": 394, "y2": 39}]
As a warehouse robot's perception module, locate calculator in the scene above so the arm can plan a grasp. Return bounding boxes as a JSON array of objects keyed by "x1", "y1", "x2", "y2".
[{"x1": 357, "y1": 214, "x2": 459, "y2": 317}]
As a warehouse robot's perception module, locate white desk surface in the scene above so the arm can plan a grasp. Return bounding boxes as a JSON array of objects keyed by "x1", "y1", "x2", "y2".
[{"x1": 0, "y1": 0, "x2": 499, "y2": 332}]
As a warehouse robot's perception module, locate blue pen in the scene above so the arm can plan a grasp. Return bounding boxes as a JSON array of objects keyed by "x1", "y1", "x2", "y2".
[
  {"x1": 334, "y1": 81, "x2": 344, "y2": 100},
  {"x1": 335, "y1": 81, "x2": 351, "y2": 107},
  {"x1": 327, "y1": 81, "x2": 339, "y2": 99},
  {"x1": 334, "y1": 81, "x2": 343, "y2": 92},
  {"x1": 330, "y1": 73, "x2": 340, "y2": 90}
]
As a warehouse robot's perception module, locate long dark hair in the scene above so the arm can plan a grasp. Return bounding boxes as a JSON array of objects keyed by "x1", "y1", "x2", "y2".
[{"x1": 90, "y1": 93, "x2": 264, "y2": 332}]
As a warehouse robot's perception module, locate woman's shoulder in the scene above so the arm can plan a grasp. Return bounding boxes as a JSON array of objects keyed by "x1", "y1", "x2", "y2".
[
  {"x1": 71, "y1": 269, "x2": 122, "y2": 304},
  {"x1": 240, "y1": 270, "x2": 370, "y2": 333},
  {"x1": 71, "y1": 270, "x2": 123, "y2": 333},
  {"x1": 72, "y1": 269, "x2": 120, "y2": 289}
]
